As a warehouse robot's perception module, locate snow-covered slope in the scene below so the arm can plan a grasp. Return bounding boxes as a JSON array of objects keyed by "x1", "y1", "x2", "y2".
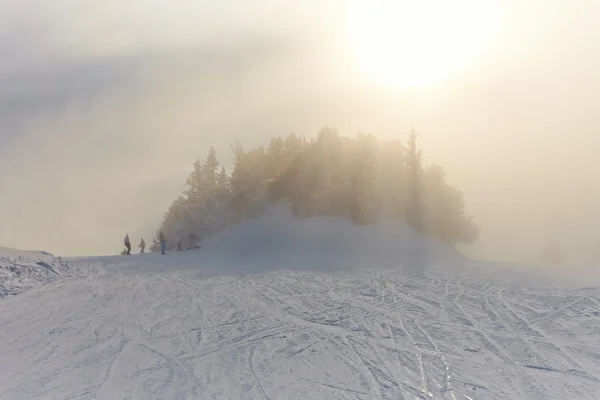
[
  {"x1": 200, "y1": 204, "x2": 465, "y2": 272},
  {"x1": 0, "y1": 247, "x2": 76, "y2": 298},
  {"x1": 1, "y1": 214, "x2": 599, "y2": 400}
]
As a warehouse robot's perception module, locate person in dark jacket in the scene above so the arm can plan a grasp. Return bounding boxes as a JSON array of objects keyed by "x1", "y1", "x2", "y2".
[
  {"x1": 176, "y1": 231, "x2": 183, "y2": 251},
  {"x1": 188, "y1": 232, "x2": 199, "y2": 249},
  {"x1": 159, "y1": 232, "x2": 166, "y2": 255},
  {"x1": 124, "y1": 234, "x2": 131, "y2": 255},
  {"x1": 138, "y1": 238, "x2": 145, "y2": 254}
]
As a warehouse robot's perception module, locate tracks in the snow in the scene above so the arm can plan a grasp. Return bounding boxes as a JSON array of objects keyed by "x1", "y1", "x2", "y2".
[{"x1": 1, "y1": 262, "x2": 600, "y2": 400}]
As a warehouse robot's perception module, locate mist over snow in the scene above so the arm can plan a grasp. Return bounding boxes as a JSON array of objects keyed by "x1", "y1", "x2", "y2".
[
  {"x1": 1, "y1": 1, "x2": 600, "y2": 397},
  {"x1": 199, "y1": 202, "x2": 465, "y2": 273},
  {"x1": 2, "y1": 216, "x2": 600, "y2": 399}
]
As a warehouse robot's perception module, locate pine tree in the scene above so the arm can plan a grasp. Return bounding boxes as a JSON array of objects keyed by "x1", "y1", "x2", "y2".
[
  {"x1": 265, "y1": 137, "x2": 285, "y2": 181},
  {"x1": 152, "y1": 196, "x2": 187, "y2": 251},
  {"x1": 288, "y1": 138, "x2": 322, "y2": 216},
  {"x1": 422, "y1": 165, "x2": 479, "y2": 245},
  {"x1": 405, "y1": 130, "x2": 424, "y2": 231},
  {"x1": 327, "y1": 136, "x2": 351, "y2": 217},
  {"x1": 379, "y1": 140, "x2": 406, "y2": 217},
  {"x1": 155, "y1": 147, "x2": 234, "y2": 248},
  {"x1": 310, "y1": 128, "x2": 339, "y2": 214},
  {"x1": 350, "y1": 134, "x2": 379, "y2": 224},
  {"x1": 229, "y1": 143, "x2": 268, "y2": 220},
  {"x1": 272, "y1": 134, "x2": 308, "y2": 205},
  {"x1": 217, "y1": 166, "x2": 229, "y2": 187},
  {"x1": 204, "y1": 146, "x2": 219, "y2": 184},
  {"x1": 184, "y1": 159, "x2": 203, "y2": 203},
  {"x1": 153, "y1": 129, "x2": 481, "y2": 251}
]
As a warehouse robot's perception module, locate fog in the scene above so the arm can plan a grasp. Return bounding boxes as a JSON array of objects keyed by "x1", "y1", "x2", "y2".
[{"x1": 1, "y1": 0, "x2": 599, "y2": 263}]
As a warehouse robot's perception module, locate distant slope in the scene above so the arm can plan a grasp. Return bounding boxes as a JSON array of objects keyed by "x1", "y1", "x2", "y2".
[
  {"x1": 200, "y1": 203, "x2": 465, "y2": 272},
  {"x1": 0, "y1": 247, "x2": 56, "y2": 261}
]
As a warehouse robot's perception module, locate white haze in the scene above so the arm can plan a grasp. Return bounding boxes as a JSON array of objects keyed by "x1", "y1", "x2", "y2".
[{"x1": 0, "y1": 0, "x2": 599, "y2": 263}]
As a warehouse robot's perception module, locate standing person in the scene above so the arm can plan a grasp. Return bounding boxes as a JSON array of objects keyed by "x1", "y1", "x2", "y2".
[
  {"x1": 159, "y1": 231, "x2": 166, "y2": 255},
  {"x1": 124, "y1": 234, "x2": 131, "y2": 255},
  {"x1": 176, "y1": 231, "x2": 183, "y2": 251},
  {"x1": 188, "y1": 232, "x2": 199, "y2": 249},
  {"x1": 138, "y1": 238, "x2": 145, "y2": 254}
]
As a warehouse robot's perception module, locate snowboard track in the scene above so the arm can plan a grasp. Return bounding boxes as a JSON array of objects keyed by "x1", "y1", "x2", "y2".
[{"x1": 1, "y1": 257, "x2": 599, "y2": 400}]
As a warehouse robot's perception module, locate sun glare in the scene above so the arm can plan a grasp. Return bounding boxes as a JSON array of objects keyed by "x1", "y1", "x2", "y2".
[{"x1": 347, "y1": 0, "x2": 499, "y2": 88}]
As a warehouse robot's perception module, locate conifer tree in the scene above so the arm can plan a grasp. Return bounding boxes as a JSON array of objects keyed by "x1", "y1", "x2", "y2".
[
  {"x1": 379, "y1": 140, "x2": 406, "y2": 217},
  {"x1": 184, "y1": 159, "x2": 203, "y2": 203},
  {"x1": 153, "y1": 127, "x2": 480, "y2": 251},
  {"x1": 405, "y1": 130, "x2": 424, "y2": 231},
  {"x1": 350, "y1": 134, "x2": 379, "y2": 224}
]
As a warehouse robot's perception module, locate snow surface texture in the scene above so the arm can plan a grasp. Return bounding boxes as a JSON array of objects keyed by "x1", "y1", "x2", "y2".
[
  {"x1": 1, "y1": 210, "x2": 600, "y2": 400},
  {"x1": 0, "y1": 247, "x2": 91, "y2": 298}
]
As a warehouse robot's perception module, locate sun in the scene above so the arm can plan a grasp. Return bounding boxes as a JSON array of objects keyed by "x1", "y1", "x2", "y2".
[{"x1": 347, "y1": 0, "x2": 499, "y2": 89}]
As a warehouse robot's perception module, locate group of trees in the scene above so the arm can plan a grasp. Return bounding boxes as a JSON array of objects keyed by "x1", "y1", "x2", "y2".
[{"x1": 150, "y1": 128, "x2": 479, "y2": 252}]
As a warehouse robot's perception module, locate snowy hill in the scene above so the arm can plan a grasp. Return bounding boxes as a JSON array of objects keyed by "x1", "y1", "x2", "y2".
[
  {"x1": 1, "y1": 217, "x2": 599, "y2": 399},
  {"x1": 199, "y1": 203, "x2": 465, "y2": 272},
  {"x1": 0, "y1": 247, "x2": 74, "y2": 297}
]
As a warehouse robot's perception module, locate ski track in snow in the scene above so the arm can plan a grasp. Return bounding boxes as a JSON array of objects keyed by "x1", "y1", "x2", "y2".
[{"x1": 1, "y1": 255, "x2": 600, "y2": 400}]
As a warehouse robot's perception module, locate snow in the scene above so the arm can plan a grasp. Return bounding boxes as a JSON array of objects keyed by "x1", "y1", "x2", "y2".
[
  {"x1": 1, "y1": 211, "x2": 599, "y2": 400},
  {"x1": 0, "y1": 247, "x2": 90, "y2": 298},
  {"x1": 199, "y1": 204, "x2": 466, "y2": 272}
]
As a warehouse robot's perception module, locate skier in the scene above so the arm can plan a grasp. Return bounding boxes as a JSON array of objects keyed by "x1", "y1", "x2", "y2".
[
  {"x1": 159, "y1": 231, "x2": 166, "y2": 255},
  {"x1": 124, "y1": 234, "x2": 131, "y2": 255},
  {"x1": 176, "y1": 231, "x2": 183, "y2": 251},
  {"x1": 138, "y1": 238, "x2": 145, "y2": 254},
  {"x1": 188, "y1": 232, "x2": 199, "y2": 249}
]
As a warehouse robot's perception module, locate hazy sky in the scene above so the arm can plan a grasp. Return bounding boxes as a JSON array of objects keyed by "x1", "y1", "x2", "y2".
[{"x1": 1, "y1": 0, "x2": 599, "y2": 263}]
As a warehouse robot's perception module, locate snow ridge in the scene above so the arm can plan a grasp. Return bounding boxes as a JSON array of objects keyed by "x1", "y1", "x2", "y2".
[{"x1": 0, "y1": 247, "x2": 92, "y2": 298}]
